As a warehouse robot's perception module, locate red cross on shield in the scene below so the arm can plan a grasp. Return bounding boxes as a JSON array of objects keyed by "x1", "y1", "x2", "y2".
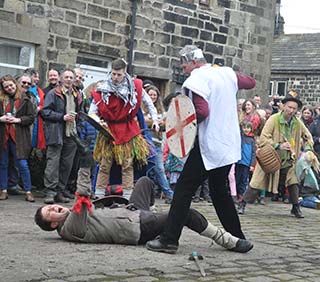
[{"x1": 165, "y1": 94, "x2": 197, "y2": 158}]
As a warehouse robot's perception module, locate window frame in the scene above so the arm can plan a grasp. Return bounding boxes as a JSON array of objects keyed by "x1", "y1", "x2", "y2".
[
  {"x1": 199, "y1": 0, "x2": 210, "y2": 5},
  {"x1": 269, "y1": 81, "x2": 274, "y2": 97},
  {"x1": 0, "y1": 38, "x2": 35, "y2": 73}
]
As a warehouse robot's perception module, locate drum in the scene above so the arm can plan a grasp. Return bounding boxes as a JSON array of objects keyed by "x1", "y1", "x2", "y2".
[{"x1": 256, "y1": 144, "x2": 281, "y2": 173}]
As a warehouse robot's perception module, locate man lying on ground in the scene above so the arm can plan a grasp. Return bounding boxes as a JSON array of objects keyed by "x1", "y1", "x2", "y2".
[{"x1": 35, "y1": 167, "x2": 253, "y2": 253}]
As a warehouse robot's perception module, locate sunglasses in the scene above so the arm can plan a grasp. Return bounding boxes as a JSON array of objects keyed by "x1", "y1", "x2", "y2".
[{"x1": 21, "y1": 81, "x2": 31, "y2": 86}]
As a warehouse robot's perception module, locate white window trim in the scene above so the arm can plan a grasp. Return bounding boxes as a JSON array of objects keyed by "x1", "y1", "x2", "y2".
[
  {"x1": 269, "y1": 81, "x2": 274, "y2": 97},
  {"x1": 76, "y1": 64, "x2": 111, "y2": 73},
  {"x1": 0, "y1": 38, "x2": 35, "y2": 70}
]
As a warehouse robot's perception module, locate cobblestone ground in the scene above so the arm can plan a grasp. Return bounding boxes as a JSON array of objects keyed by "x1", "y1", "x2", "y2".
[{"x1": 1, "y1": 195, "x2": 320, "y2": 282}]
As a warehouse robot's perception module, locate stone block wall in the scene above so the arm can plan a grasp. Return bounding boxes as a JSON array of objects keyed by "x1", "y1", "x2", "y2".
[
  {"x1": 271, "y1": 73, "x2": 320, "y2": 106},
  {"x1": 0, "y1": 0, "x2": 276, "y2": 98}
]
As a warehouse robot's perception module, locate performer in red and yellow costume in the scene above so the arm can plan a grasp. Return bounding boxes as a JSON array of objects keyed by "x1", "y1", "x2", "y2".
[{"x1": 89, "y1": 58, "x2": 148, "y2": 194}]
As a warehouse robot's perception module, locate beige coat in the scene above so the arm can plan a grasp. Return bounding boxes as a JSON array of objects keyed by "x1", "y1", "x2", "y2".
[{"x1": 250, "y1": 112, "x2": 313, "y2": 193}]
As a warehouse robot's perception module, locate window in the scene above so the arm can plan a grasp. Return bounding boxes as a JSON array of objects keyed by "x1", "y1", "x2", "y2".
[
  {"x1": 276, "y1": 81, "x2": 287, "y2": 97},
  {"x1": 75, "y1": 64, "x2": 111, "y2": 90},
  {"x1": 0, "y1": 38, "x2": 35, "y2": 77},
  {"x1": 269, "y1": 81, "x2": 274, "y2": 96}
]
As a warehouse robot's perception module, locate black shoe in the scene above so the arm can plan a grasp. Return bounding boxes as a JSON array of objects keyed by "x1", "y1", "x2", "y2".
[
  {"x1": 164, "y1": 198, "x2": 172, "y2": 204},
  {"x1": 237, "y1": 201, "x2": 246, "y2": 215},
  {"x1": 231, "y1": 239, "x2": 254, "y2": 253},
  {"x1": 291, "y1": 204, "x2": 304, "y2": 218},
  {"x1": 271, "y1": 194, "x2": 279, "y2": 201},
  {"x1": 146, "y1": 238, "x2": 178, "y2": 254},
  {"x1": 54, "y1": 193, "x2": 70, "y2": 203},
  {"x1": 193, "y1": 196, "x2": 200, "y2": 203},
  {"x1": 62, "y1": 190, "x2": 75, "y2": 199},
  {"x1": 259, "y1": 197, "x2": 266, "y2": 205},
  {"x1": 204, "y1": 196, "x2": 212, "y2": 203},
  {"x1": 7, "y1": 186, "x2": 25, "y2": 195},
  {"x1": 44, "y1": 195, "x2": 54, "y2": 204},
  {"x1": 154, "y1": 191, "x2": 162, "y2": 199}
]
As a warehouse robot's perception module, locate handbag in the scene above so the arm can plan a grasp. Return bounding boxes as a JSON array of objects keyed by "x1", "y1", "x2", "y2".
[{"x1": 256, "y1": 144, "x2": 281, "y2": 173}]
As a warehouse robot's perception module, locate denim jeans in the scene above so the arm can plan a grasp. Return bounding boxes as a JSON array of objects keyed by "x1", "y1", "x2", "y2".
[
  {"x1": 300, "y1": 196, "x2": 320, "y2": 209},
  {"x1": 148, "y1": 146, "x2": 173, "y2": 199},
  {"x1": 235, "y1": 164, "x2": 250, "y2": 196},
  {"x1": 0, "y1": 138, "x2": 32, "y2": 191},
  {"x1": 8, "y1": 150, "x2": 19, "y2": 188}
]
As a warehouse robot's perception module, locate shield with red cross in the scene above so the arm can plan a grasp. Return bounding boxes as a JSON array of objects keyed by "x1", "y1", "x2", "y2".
[{"x1": 165, "y1": 94, "x2": 197, "y2": 158}]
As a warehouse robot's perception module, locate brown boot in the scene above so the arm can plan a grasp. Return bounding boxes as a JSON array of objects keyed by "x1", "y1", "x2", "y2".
[
  {"x1": 25, "y1": 192, "x2": 35, "y2": 202},
  {"x1": 0, "y1": 190, "x2": 8, "y2": 200}
]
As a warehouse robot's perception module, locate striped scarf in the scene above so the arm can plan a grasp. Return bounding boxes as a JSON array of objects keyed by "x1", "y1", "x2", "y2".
[{"x1": 97, "y1": 72, "x2": 137, "y2": 111}]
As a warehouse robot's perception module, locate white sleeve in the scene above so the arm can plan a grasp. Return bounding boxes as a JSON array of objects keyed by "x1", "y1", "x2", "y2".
[
  {"x1": 142, "y1": 89, "x2": 158, "y2": 121},
  {"x1": 88, "y1": 100, "x2": 98, "y2": 115}
]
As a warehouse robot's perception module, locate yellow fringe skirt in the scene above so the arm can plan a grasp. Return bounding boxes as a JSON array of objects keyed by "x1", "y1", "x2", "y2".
[{"x1": 93, "y1": 132, "x2": 149, "y2": 166}]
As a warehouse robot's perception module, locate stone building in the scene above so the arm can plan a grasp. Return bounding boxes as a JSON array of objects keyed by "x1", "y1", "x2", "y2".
[
  {"x1": 271, "y1": 33, "x2": 320, "y2": 106},
  {"x1": 271, "y1": 0, "x2": 320, "y2": 106},
  {"x1": 0, "y1": 0, "x2": 276, "y2": 97}
]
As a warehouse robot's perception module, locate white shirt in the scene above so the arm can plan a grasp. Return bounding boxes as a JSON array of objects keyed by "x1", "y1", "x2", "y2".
[{"x1": 182, "y1": 65, "x2": 241, "y2": 170}]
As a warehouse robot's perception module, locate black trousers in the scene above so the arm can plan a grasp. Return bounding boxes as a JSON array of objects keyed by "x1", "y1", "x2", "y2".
[
  {"x1": 160, "y1": 139, "x2": 245, "y2": 245},
  {"x1": 130, "y1": 177, "x2": 208, "y2": 244}
]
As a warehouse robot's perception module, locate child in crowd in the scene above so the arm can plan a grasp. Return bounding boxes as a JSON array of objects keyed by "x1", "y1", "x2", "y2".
[
  {"x1": 79, "y1": 82, "x2": 101, "y2": 197},
  {"x1": 236, "y1": 120, "x2": 256, "y2": 214},
  {"x1": 163, "y1": 141, "x2": 187, "y2": 191},
  {"x1": 79, "y1": 119, "x2": 98, "y2": 197}
]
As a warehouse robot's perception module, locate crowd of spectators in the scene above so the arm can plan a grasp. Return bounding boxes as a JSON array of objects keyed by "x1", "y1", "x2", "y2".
[{"x1": 1, "y1": 64, "x2": 319, "y2": 217}]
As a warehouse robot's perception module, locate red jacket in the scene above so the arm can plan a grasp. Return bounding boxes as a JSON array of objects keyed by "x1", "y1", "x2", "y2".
[
  {"x1": 35, "y1": 86, "x2": 46, "y2": 149},
  {"x1": 92, "y1": 79, "x2": 143, "y2": 145}
]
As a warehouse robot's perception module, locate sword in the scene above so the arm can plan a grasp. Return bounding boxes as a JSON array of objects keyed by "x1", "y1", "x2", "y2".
[{"x1": 189, "y1": 251, "x2": 206, "y2": 277}]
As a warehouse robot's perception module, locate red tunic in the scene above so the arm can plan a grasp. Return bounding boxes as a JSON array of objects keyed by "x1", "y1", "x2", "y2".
[{"x1": 92, "y1": 79, "x2": 143, "y2": 145}]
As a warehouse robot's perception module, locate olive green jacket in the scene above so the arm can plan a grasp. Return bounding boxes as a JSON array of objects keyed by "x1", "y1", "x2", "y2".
[
  {"x1": 250, "y1": 112, "x2": 313, "y2": 193},
  {"x1": 57, "y1": 168, "x2": 141, "y2": 244}
]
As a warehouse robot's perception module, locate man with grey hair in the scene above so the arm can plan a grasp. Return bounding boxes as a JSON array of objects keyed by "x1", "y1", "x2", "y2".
[
  {"x1": 147, "y1": 45, "x2": 256, "y2": 254},
  {"x1": 42, "y1": 68, "x2": 82, "y2": 204}
]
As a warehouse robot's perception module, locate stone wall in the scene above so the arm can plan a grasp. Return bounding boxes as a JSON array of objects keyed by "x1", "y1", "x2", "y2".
[
  {"x1": 0, "y1": 0, "x2": 276, "y2": 98},
  {"x1": 271, "y1": 74, "x2": 320, "y2": 106}
]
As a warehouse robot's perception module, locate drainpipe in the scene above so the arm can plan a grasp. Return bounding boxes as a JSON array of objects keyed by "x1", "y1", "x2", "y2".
[{"x1": 127, "y1": 0, "x2": 137, "y2": 76}]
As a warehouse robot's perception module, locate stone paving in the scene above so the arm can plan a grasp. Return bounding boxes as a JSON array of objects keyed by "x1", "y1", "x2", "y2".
[{"x1": 1, "y1": 195, "x2": 320, "y2": 282}]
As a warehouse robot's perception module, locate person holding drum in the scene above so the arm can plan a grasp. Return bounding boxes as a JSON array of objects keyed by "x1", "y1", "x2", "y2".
[
  {"x1": 239, "y1": 91, "x2": 314, "y2": 218},
  {"x1": 146, "y1": 45, "x2": 256, "y2": 254}
]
